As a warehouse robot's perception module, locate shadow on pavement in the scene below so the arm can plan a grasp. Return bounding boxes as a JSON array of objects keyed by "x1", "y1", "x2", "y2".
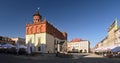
[{"x1": 0, "y1": 53, "x2": 120, "y2": 63}]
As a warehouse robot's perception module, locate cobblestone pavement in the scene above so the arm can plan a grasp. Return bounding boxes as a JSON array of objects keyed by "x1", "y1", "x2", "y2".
[{"x1": 0, "y1": 53, "x2": 120, "y2": 63}]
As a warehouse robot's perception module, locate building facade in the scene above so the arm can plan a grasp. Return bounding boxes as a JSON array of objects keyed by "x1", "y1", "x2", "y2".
[
  {"x1": 94, "y1": 19, "x2": 120, "y2": 52},
  {"x1": 115, "y1": 27, "x2": 120, "y2": 46},
  {"x1": 67, "y1": 38, "x2": 90, "y2": 53},
  {"x1": 101, "y1": 37, "x2": 108, "y2": 47},
  {"x1": 26, "y1": 10, "x2": 67, "y2": 53},
  {"x1": 11, "y1": 37, "x2": 25, "y2": 45},
  {"x1": 0, "y1": 36, "x2": 15, "y2": 45},
  {"x1": 107, "y1": 20, "x2": 118, "y2": 46}
]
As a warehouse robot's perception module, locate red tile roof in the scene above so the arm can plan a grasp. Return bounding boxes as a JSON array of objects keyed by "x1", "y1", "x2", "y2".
[{"x1": 71, "y1": 38, "x2": 82, "y2": 42}]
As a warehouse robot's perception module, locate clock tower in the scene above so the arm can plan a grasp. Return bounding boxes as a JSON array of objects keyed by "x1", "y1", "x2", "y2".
[{"x1": 33, "y1": 9, "x2": 42, "y2": 24}]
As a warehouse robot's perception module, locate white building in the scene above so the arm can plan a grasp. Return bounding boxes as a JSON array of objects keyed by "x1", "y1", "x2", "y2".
[
  {"x1": 67, "y1": 38, "x2": 90, "y2": 53},
  {"x1": 11, "y1": 37, "x2": 25, "y2": 45},
  {"x1": 26, "y1": 9, "x2": 67, "y2": 53}
]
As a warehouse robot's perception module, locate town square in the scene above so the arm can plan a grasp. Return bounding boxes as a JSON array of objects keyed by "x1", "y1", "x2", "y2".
[{"x1": 0, "y1": 0, "x2": 120, "y2": 63}]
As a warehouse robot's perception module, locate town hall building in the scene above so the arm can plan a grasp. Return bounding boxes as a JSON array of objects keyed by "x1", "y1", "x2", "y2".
[{"x1": 26, "y1": 9, "x2": 67, "y2": 53}]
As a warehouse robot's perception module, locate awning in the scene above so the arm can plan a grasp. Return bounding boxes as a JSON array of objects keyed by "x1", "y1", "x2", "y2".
[
  {"x1": 95, "y1": 46, "x2": 117, "y2": 51},
  {"x1": 103, "y1": 46, "x2": 116, "y2": 51},
  {"x1": 1, "y1": 43, "x2": 15, "y2": 48},
  {"x1": 111, "y1": 46, "x2": 120, "y2": 52},
  {"x1": 19, "y1": 45, "x2": 27, "y2": 48},
  {"x1": 95, "y1": 47, "x2": 105, "y2": 51}
]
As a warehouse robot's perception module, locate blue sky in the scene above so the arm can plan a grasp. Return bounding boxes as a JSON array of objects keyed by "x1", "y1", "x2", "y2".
[{"x1": 0, "y1": 0, "x2": 120, "y2": 48}]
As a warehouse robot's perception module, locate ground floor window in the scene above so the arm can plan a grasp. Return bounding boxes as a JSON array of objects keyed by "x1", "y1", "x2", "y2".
[{"x1": 38, "y1": 46, "x2": 41, "y2": 51}]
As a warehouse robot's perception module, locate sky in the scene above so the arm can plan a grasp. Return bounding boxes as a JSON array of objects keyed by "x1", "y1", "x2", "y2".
[{"x1": 0, "y1": 0, "x2": 120, "y2": 48}]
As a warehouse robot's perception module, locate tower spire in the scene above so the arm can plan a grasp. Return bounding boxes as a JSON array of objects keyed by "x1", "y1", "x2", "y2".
[
  {"x1": 114, "y1": 18, "x2": 118, "y2": 26},
  {"x1": 33, "y1": 8, "x2": 41, "y2": 16},
  {"x1": 33, "y1": 8, "x2": 42, "y2": 24},
  {"x1": 115, "y1": 18, "x2": 118, "y2": 22}
]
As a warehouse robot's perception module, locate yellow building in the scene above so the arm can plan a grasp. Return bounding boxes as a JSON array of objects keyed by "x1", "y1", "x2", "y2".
[
  {"x1": 107, "y1": 19, "x2": 118, "y2": 46},
  {"x1": 94, "y1": 19, "x2": 119, "y2": 52},
  {"x1": 102, "y1": 37, "x2": 108, "y2": 47}
]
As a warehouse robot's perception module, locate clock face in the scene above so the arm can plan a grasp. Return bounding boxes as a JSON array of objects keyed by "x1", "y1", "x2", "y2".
[{"x1": 33, "y1": 16, "x2": 40, "y2": 23}]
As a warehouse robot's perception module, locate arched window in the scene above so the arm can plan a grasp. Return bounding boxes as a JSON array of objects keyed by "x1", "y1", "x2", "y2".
[
  {"x1": 38, "y1": 37, "x2": 41, "y2": 45},
  {"x1": 38, "y1": 37, "x2": 41, "y2": 51},
  {"x1": 30, "y1": 38, "x2": 32, "y2": 42},
  {"x1": 38, "y1": 46, "x2": 41, "y2": 51}
]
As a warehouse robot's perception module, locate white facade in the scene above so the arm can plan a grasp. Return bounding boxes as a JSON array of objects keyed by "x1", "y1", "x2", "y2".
[
  {"x1": 11, "y1": 37, "x2": 25, "y2": 45},
  {"x1": 26, "y1": 10, "x2": 67, "y2": 53},
  {"x1": 26, "y1": 33, "x2": 65, "y2": 53},
  {"x1": 67, "y1": 40, "x2": 90, "y2": 53}
]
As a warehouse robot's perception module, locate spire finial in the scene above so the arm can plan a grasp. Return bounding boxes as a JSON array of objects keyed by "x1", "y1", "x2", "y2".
[
  {"x1": 36, "y1": 7, "x2": 40, "y2": 13},
  {"x1": 37, "y1": 7, "x2": 40, "y2": 10},
  {"x1": 115, "y1": 18, "x2": 118, "y2": 21},
  {"x1": 114, "y1": 18, "x2": 118, "y2": 24},
  {"x1": 33, "y1": 7, "x2": 41, "y2": 16}
]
